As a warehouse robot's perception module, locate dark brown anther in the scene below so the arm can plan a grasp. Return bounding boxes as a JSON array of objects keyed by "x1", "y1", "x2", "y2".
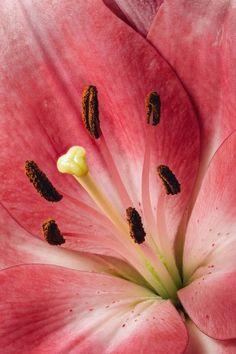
[
  {"x1": 126, "y1": 207, "x2": 146, "y2": 244},
  {"x1": 82, "y1": 85, "x2": 101, "y2": 139},
  {"x1": 145, "y1": 91, "x2": 161, "y2": 126},
  {"x1": 157, "y1": 165, "x2": 181, "y2": 195},
  {"x1": 42, "y1": 219, "x2": 65, "y2": 245},
  {"x1": 25, "y1": 160, "x2": 62, "y2": 202}
]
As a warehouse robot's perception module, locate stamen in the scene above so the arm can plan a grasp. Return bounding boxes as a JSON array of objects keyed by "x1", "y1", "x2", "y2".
[
  {"x1": 126, "y1": 207, "x2": 146, "y2": 244},
  {"x1": 81, "y1": 85, "x2": 133, "y2": 208},
  {"x1": 145, "y1": 92, "x2": 161, "y2": 126},
  {"x1": 157, "y1": 165, "x2": 181, "y2": 195},
  {"x1": 25, "y1": 160, "x2": 62, "y2": 202},
  {"x1": 42, "y1": 219, "x2": 65, "y2": 245},
  {"x1": 82, "y1": 85, "x2": 101, "y2": 139}
]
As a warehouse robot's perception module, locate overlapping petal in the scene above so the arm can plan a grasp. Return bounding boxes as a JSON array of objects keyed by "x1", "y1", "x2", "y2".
[
  {"x1": 0, "y1": 202, "x2": 148, "y2": 285},
  {"x1": 0, "y1": 265, "x2": 188, "y2": 353},
  {"x1": 103, "y1": 0, "x2": 164, "y2": 36},
  {"x1": 182, "y1": 131, "x2": 236, "y2": 281},
  {"x1": 148, "y1": 0, "x2": 236, "y2": 159},
  {"x1": 185, "y1": 320, "x2": 236, "y2": 354},
  {"x1": 176, "y1": 131, "x2": 236, "y2": 342},
  {"x1": 179, "y1": 271, "x2": 236, "y2": 340}
]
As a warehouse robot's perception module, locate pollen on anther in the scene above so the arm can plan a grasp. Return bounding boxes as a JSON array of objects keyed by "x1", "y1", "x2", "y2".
[
  {"x1": 157, "y1": 165, "x2": 181, "y2": 195},
  {"x1": 126, "y1": 207, "x2": 146, "y2": 244},
  {"x1": 42, "y1": 219, "x2": 65, "y2": 245},
  {"x1": 82, "y1": 85, "x2": 101, "y2": 139},
  {"x1": 25, "y1": 160, "x2": 62, "y2": 202},
  {"x1": 145, "y1": 91, "x2": 161, "y2": 126}
]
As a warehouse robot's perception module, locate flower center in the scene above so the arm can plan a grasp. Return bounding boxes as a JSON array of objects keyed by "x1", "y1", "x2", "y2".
[{"x1": 25, "y1": 86, "x2": 183, "y2": 304}]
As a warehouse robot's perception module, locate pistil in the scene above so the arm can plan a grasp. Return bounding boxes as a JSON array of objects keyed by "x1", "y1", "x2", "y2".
[{"x1": 57, "y1": 146, "x2": 129, "y2": 238}]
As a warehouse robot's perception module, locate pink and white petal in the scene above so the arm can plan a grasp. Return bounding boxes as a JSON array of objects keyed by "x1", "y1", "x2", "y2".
[
  {"x1": 0, "y1": 265, "x2": 188, "y2": 354},
  {"x1": 185, "y1": 320, "x2": 236, "y2": 354},
  {"x1": 0, "y1": 0, "x2": 200, "y2": 249},
  {"x1": 182, "y1": 131, "x2": 236, "y2": 282},
  {"x1": 1, "y1": 173, "x2": 125, "y2": 257},
  {"x1": 36, "y1": 196, "x2": 127, "y2": 258},
  {"x1": 148, "y1": 0, "x2": 236, "y2": 160},
  {"x1": 0, "y1": 202, "x2": 146, "y2": 283},
  {"x1": 179, "y1": 271, "x2": 236, "y2": 340},
  {"x1": 103, "y1": 0, "x2": 164, "y2": 36}
]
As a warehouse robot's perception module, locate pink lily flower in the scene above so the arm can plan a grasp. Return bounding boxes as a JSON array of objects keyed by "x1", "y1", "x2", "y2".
[{"x1": 0, "y1": 0, "x2": 236, "y2": 353}]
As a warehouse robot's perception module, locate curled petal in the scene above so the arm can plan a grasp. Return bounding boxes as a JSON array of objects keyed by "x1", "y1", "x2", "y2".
[{"x1": 179, "y1": 271, "x2": 236, "y2": 340}]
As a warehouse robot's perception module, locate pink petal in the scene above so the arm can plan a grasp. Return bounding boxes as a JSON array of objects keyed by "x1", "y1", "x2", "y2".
[
  {"x1": 1, "y1": 173, "x2": 124, "y2": 257},
  {"x1": 185, "y1": 320, "x2": 236, "y2": 354},
  {"x1": 103, "y1": 0, "x2": 164, "y2": 36},
  {"x1": 182, "y1": 131, "x2": 236, "y2": 281},
  {"x1": 179, "y1": 272, "x2": 236, "y2": 340},
  {"x1": 148, "y1": 1, "x2": 236, "y2": 159},
  {"x1": 0, "y1": 202, "x2": 144, "y2": 282},
  {"x1": 0, "y1": 0, "x2": 200, "y2": 250},
  {"x1": 0, "y1": 265, "x2": 188, "y2": 353}
]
